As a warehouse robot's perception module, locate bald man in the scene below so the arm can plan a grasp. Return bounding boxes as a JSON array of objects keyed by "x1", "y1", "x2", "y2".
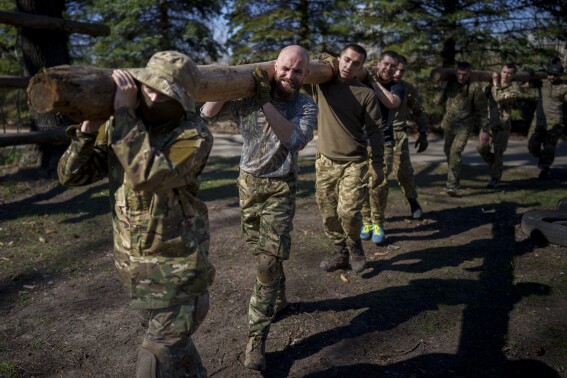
[{"x1": 201, "y1": 45, "x2": 318, "y2": 372}]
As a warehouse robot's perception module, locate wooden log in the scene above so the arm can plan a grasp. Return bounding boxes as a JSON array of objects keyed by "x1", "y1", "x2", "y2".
[
  {"x1": 430, "y1": 67, "x2": 548, "y2": 82},
  {"x1": 0, "y1": 128, "x2": 68, "y2": 147},
  {"x1": 27, "y1": 60, "x2": 360, "y2": 121},
  {"x1": 0, "y1": 75, "x2": 30, "y2": 89},
  {"x1": 0, "y1": 10, "x2": 110, "y2": 36}
]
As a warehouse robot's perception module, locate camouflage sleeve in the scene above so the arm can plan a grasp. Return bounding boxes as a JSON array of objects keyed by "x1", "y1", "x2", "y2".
[
  {"x1": 109, "y1": 107, "x2": 209, "y2": 192},
  {"x1": 57, "y1": 125, "x2": 109, "y2": 187},
  {"x1": 364, "y1": 94, "x2": 385, "y2": 170},
  {"x1": 473, "y1": 84, "x2": 490, "y2": 133},
  {"x1": 434, "y1": 86, "x2": 447, "y2": 106},
  {"x1": 281, "y1": 97, "x2": 317, "y2": 152},
  {"x1": 492, "y1": 83, "x2": 519, "y2": 106},
  {"x1": 407, "y1": 85, "x2": 429, "y2": 135}
]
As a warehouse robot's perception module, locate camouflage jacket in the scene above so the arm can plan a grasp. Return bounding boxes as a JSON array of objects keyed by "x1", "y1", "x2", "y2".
[
  {"x1": 58, "y1": 107, "x2": 215, "y2": 309},
  {"x1": 486, "y1": 81, "x2": 520, "y2": 130},
  {"x1": 435, "y1": 79, "x2": 489, "y2": 132},
  {"x1": 392, "y1": 81, "x2": 429, "y2": 135},
  {"x1": 534, "y1": 80, "x2": 567, "y2": 128}
]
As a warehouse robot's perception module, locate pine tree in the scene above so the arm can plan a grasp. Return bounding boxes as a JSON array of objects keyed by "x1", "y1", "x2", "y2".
[
  {"x1": 226, "y1": 0, "x2": 364, "y2": 63},
  {"x1": 81, "y1": 0, "x2": 225, "y2": 67}
]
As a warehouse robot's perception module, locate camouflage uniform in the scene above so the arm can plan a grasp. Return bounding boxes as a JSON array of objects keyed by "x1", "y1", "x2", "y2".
[
  {"x1": 527, "y1": 80, "x2": 567, "y2": 172},
  {"x1": 58, "y1": 51, "x2": 214, "y2": 377},
  {"x1": 476, "y1": 81, "x2": 520, "y2": 180},
  {"x1": 362, "y1": 81, "x2": 428, "y2": 225},
  {"x1": 436, "y1": 78, "x2": 489, "y2": 188},
  {"x1": 201, "y1": 95, "x2": 317, "y2": 341}
]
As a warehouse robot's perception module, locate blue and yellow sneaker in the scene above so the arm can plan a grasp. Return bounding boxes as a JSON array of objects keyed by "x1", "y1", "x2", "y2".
[
  {"x1": 360, "y1": 224, "x2": 373, "y2": 240},
  {"x1": 371, "y1": 224, "x2": 385, "y2": 245}
]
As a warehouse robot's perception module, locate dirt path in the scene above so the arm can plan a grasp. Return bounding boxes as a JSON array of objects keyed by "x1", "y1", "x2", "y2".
[{"x1": 0, "y1": 157, "x2": 566, "y2": 378}]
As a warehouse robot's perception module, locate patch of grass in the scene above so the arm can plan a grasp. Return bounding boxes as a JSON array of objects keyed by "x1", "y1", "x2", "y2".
[
  {"x1": 15, "y1": 294, "x2": 31, "y2": 309},
  {"x1": 0, "y1": 361, "x2": 17, "y2": 378},
  {"x1": 31, "y1": 339, "x2": 42, "y2": 350}
]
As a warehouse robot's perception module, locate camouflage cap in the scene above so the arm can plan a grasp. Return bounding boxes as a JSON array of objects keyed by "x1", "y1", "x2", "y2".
[
  {"x1": 547, "y1": 64, "x2": 564, "y2": 76},
  {"x1": 128, "y1": 51, "x2": 199, "y2": 112}
]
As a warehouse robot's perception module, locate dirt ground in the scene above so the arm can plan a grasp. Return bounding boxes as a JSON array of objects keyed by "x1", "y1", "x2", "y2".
[{"x1": 1, "y1": 139, "x2": 566, "y2": 378}]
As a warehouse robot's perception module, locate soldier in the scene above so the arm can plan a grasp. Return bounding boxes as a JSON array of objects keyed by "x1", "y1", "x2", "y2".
[
  {"x1": 391, "y1": 55, "x2": 429, "y2": 216},
  {"x1": 58, "y1": 51, "x2": 215, "y2": 377},
  {"x1": 360, "y1": 50, "x2": 404, "y2": 245},
  {"x1": 435, "y1": 61, "x2": 489, "y2": 196},
  {"x1": 477, "y1": 63, "x2": 520, "y2": 188},
  {"x1": 201, "y1": 45, "x2": 317, "y2": 372},
  {"x1": 305, "y1": 43, "x2": 384, "y2": 273},
  {"x1": 527, "y1": 63, "x2": 567, "y2": 180}
]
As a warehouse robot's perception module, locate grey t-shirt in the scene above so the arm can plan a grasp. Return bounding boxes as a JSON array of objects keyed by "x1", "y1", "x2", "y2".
[{"x1": 201, "y1": 93, "x2": 317, "y2": 178}]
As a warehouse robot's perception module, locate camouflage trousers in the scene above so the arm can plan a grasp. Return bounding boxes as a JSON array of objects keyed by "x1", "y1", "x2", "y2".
[
  {"x1": 362, "y1": 131, "x2": 418, "y2": 225},
  {"x1": 137, "y1": 293, "x2": 210, "y2": 377},
  {"x1": 476, "y1": 124, "x2": 510, "y2": 180},
  {"x1": 444, "y1": 124, "x2": 472, "y2": 187},
  {"x1": 527, "y1": 123, "x2": 564, "y2": 170},
  {"x1": 237, "y1": 170, "x2": 296, "y2": 337},
  {"x1": 315, "y1": 153, "x2": 368, "y2": 248}
]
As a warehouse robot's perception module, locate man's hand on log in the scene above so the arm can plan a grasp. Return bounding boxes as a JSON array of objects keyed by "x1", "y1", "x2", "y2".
[
  {"x1": 479, "y1": 131, "x2": 489, "y2": 145},
  {"x1": 252, "y1": 66, "x2": 272, "y2": 107},
  {"x1": 80, "y1": 119, "x2": 106, "y2": 134},
  {"x1": 492, "y1": 72, "x2": 500, "y2": 87},
  {"x1": 112, "y1": 69, "x2": 139, "y2": 110}
]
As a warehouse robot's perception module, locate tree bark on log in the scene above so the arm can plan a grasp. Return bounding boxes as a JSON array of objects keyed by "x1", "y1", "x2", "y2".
[
  {"x1": 0, "y1": 10, "x2": 110, "y2": 36},
  {"x1": 27, "y1": 60, "x2": 361, "y2": 121},
  {"x1": 430, "y1": 67, "x2": 548, "y2": 82}
]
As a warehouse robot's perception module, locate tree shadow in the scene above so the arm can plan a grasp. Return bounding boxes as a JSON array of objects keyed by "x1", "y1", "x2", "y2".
[{"x1": 262, "y1": 201, "x2": 560, "y2": 377}]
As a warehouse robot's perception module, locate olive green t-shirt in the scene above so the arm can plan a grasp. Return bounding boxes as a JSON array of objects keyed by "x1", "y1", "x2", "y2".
[{"x1": 306, "y1": 77, "x2": 384, "y2": 169}]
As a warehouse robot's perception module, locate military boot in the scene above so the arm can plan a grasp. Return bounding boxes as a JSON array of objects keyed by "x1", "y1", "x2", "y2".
[
  {"x1": 349, "y1": 240, "x2": 366, "y2": 273},
  {"x1": 244, "y1": 334, "x2": 267, "y2": 371},
  {"x1": 408, "y1": 198, "x2": 423, "y2": 219},
  {"x1": 319, "y1": 246, "x2": 349, "y2": 272}
]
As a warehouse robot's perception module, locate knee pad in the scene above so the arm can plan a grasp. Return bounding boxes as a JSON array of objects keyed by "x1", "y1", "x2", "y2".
[{"x1": 256, "y1": 254, "x2": 282, "y2": 286}]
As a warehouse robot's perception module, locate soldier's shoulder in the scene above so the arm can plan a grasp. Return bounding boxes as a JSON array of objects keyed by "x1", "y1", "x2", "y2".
[{"x1": 177, "y1": 114, "x2": 209, "y2": 138}]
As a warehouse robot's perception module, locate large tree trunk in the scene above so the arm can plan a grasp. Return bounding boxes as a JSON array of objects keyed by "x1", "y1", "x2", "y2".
[
  {"x1": 27, "y1": 60, "x2": 348, "y2": 121},
  {"x1": 17, "y1": 0, "x2": 74, "y2": 175}
]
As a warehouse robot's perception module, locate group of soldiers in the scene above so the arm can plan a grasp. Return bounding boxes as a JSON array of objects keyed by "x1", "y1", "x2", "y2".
[
  {"x1": 56, "y1": 44, "x2": 565, "y2": 376},
  {"x1": 436, "y1": 60, "x2": 566, "y2": 196}
]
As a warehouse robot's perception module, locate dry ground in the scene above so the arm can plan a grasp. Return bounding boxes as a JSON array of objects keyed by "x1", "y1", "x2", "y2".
[{"x1": 0, "y1": 146, "x2": 566, "y2": 378}]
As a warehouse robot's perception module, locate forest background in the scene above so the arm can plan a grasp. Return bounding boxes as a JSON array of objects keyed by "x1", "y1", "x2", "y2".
[{"x1": 0, "y1": 0, "x2": 566, "y2": 136}]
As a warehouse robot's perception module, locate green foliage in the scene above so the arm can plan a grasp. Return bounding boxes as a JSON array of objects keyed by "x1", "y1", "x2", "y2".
[
  {"x1": 0, "y1": 361, "x2": 17, "y2": 378},
  {"x1": 226, "y1": 0, "x2": 365, "y2": 63},
  {"x1": 71, "y1": 0, "x2": 225, "y2": 67}
]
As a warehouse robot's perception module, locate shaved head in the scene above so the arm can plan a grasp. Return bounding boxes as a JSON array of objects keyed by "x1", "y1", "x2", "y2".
[
  {"x1": 277, "y1": 45, "x2": 310, "y2": 68},
  {"x1": 273, "y1": 45, "x2": 310, "y2": 99}
]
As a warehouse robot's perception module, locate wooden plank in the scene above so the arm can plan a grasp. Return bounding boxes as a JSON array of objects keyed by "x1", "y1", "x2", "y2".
[
  {"x1": 27, "y1": 60, "x2": 356, "y2": 121},
  {"x1": 0, "y1": 10, "x2": 110, "y2": 36},
  {"x1": 0, "y1": 128, "x2": 68, "y2": 147},
  {"x1": 0, "y1": 75, "x2": 30, "y2": 89}
]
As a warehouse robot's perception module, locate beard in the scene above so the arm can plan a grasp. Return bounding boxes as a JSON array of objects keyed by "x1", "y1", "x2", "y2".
[{"x1": 273, "y1": 77, "x2": 300, "y2": 99}]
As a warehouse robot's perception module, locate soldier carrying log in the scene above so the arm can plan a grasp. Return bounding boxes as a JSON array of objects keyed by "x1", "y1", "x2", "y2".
[{"x1": 58, "y1": 51, "x2": 215, "y2": 377}]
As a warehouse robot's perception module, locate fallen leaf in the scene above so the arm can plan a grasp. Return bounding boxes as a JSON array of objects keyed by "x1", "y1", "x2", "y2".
[{"x1": 45, "y1": 229, "x2": 58, "y2": 235}]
